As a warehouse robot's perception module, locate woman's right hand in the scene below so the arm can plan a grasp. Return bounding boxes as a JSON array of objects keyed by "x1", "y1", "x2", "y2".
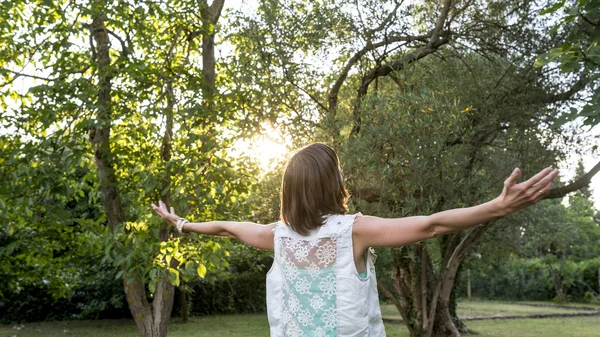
[
  {"x1": 495, "y1": 167, "x2": 559, "y2": 215},
  {"x1": 151, "y1": 200, "x2": 180, "y2": 226}
]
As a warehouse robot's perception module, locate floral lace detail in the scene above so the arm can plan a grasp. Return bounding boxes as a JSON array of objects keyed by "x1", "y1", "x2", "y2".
[
  {"x1": 278, "y1": 236, "x2": 337, "y2": 336},
  {"x1": 294, "y1": 244, "x2": 310, "y2": 263},
  {"x1": 313, "y1": 326, "x2": 327, "y2": 337},
  {"x1": 315, "y1": 241, "x2": 336, "y2": 266},
  {"x1": 297, "y1": 308, "x2": 315, "y2": 326},
  {"x1": 283, "y1": 263, "x2": 300, "y2": 284},
  {"x1": 295, "y1": 277, "x2": 311, "y2": 294},
  {"x1": 318, "y1": 274, "x2": 336, "y2": 299},
  {"x1": 309, "y1": 294, "x2": 325, "y2": 311},
  {"x1": 321, "y1": 307, "x2": 337, "y2": 329},
  {"x1": 307, "y1": 263, "x2": 321, "y2": 279},
  {"x1": 285, "y1": 321, "x2": 305, "y2": 337}
]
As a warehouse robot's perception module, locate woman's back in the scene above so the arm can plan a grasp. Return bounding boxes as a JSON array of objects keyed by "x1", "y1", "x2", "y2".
[{"x1": 267, "y1": 214, "x2": 385, "y2": 337}]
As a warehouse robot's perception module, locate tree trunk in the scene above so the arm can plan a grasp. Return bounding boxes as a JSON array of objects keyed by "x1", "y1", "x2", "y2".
[
  {"x1": 431, "y1": 299, "x2": 460, "y2": 337},
  {"x1": 384, "y1": 245, "x2": 461, "y2": 337},
  {"x1": 200, "y1": 0, "x2": 225, "y2": 107},
  {"x1": 381, "y1": 226, "x2": 489, "y2": 337},
  {"x1": 123, "y1": 275, "x2": 175, "y2": 337},
  {"x1": 88, "y1": 13, "x2": 176, "y2": 337},
  {"x1": 554, "y1": 277, "x2": 563, "y2": 298},
  {"x1": 180, "y1": 283, "x2": 189, "y2": 323},
  {"x1": 87, "y1": 13, "x2": 124, "y2": 233},
  {"x1": 467, "y1": 269, "x2": 471, "y2": 298}
]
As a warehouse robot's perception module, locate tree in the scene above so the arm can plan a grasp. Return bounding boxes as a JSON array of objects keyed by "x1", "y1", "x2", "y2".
[
  {"x1": 0, "y1": 1, "x2": 264, "y2": 336},
  {"x1": 335, "y1": 52, "x2": 579, "y2": 336}
]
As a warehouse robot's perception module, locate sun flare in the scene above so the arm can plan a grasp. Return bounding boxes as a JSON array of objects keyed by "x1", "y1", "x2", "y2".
[{"x1": 232, "y1": 125, "x2": 289, "y2": 173}]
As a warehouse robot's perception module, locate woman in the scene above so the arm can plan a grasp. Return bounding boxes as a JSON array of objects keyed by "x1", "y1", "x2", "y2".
[{"x1": 152, "y1": 143, "x2": 558, "y2": 336}]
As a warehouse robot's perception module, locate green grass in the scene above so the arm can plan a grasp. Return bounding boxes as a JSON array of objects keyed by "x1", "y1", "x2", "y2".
[
  {"x1": 380, "y1": 300, "x2": 596, "y2": 320},
  {"x1": 2, "y1": 302, "x2": 598, "y2": 337},
  {"x1": 519, "y1": 300, "x2": 600, "y2": 309},
  {"x1": 457, "y1": 300, "x2": 594, "y2": 318},
  {"x1": 465, "y1": 316, "x2": 600, "y2": 337}
]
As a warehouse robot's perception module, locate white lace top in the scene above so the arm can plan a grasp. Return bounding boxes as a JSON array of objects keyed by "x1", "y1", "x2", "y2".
[{"x1": 266, "y1": 214, "x2": 385, "y2": 337}]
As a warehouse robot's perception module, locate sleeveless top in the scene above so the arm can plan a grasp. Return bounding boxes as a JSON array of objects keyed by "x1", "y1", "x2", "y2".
[{"x1": 266, "y1": 214, "x2": 386, "y2": 337}]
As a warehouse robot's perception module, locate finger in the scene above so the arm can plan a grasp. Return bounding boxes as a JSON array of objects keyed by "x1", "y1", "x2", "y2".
[
  {"x1": 521, "y1": 167, "x2": 554, "y2": 188},
  {"x1": 533, "y1": 169, "x2": 559, "y2": 193},
  {"x1": 170, "y1": 206, "x2": 175, "y2": 215},
  {"x1": 152, "y1": 204, "x2": 165, "y2": 216},
  {"x1": 534, "y1": 175, "x2": 556, "y2": 202},
  {"x1": 504, "y1": 168, "x2": 521, "y2": 187},
  {"x1": 535, "y1": 184, "x2": 552, "y2": 201}
]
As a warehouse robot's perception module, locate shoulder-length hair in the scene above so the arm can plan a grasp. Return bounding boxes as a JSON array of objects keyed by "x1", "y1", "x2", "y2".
[{"x1": 280, "y1": 143, "x2": 349, "y2": 235}]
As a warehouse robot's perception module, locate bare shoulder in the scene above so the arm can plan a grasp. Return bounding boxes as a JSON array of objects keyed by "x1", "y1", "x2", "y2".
[
  {"x1": 353, "y1": 214, "x2": 388, "y2": 231},
  {"x1": 353, "y1": 214, "x2": 375, "y2": 231},
  {"x1": 353, "y1": 214, "x2": 388, "y2": 239},
  {"x1": 352, "y1": 214, "x2": 380, "y2": 251}
]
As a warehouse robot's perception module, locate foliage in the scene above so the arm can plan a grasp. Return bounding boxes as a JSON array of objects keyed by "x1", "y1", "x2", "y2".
[
  {"x1": 0, "y1": 138, "x2": 106, "y2": 299},
  {"x1": 536, "y1": 0, "x2": 600, "y2": 126},
  {"x1": 186, "y1": 249, "x2": 272, "y2": 316},
  {"x1": 0, "y1": 263, "x2": 129, "y2": 323},
  {"x1": 0, "y1": 1, "x2": 272, "y2": 333}
]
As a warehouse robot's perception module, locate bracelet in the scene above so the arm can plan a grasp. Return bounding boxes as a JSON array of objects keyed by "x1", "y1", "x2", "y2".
[{"x1": 176, "y1": 217, "x2": 188, "y2": 234}]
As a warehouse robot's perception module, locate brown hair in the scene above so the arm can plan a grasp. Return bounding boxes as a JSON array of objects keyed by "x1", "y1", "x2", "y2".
[{"x1": 280, "y1": 143, "x2": 349, "y2": 235}]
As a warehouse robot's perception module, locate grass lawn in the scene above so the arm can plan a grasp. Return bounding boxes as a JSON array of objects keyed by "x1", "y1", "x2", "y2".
[
  {"x1": 380, "y1": 300, "x2": 597, "y2": 320},
  {"x1": 520, "y1": 301, "x2": 600, "y2": 309},
  {"x1": 1, "y1": 301, "x2": 598, "y2": 337},
  {"x1": 456, "y1": 300, "x2": 595, "y2": 318},
  {"x1": 465, "y1": 316, "x2": 600, "y2": 337}
]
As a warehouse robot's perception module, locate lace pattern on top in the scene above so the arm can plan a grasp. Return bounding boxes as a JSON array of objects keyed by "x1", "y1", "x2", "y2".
[{"x1": 278, "y1": 236, "x2": 338, "y2": 337}]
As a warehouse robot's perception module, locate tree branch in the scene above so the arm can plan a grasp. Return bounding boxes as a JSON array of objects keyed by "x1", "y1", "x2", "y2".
[
  {"x1": 350, "y1": 38, "x2": 449, "y2": 135},
  {"x1": 283, "y1": 68, "x2": 329, "y2": 112},
  {"x1": 377, "y1": 280, "x2": 406, "y2": 321},
  {"x1": 544, "y1": 160, "x2": 600, "y2": 199},
  {"x1": 543, "y1": 74, "x2": 590, "y2": 104},
  {"x1": 579, "y1": 12, "x2": 597, "y2": 27},
  {"x1": 106, "y1": 29, "x2": 129, "y2": 58},
  {"x1": 1, "y1": 66, "x2": 90, "y2": 87},
  {"x1": 428, "y1": 0, "x2": 453, "y2": 48},
  {"x1": 328, "y1": 34, "x2": 430, "y2": 115},
  {"x1": 356, "y1": 38, "x2": 450, "y2": 101}
]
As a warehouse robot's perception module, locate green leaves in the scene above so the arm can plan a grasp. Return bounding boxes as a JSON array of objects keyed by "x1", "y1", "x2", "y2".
[
  {"x1": 536, "y1": 0, "x2": 600, "y2": 126},
  {"x1": 168, "y1": 268, "x2": 180, "y2": 287},
  {"x1": 540, "y1": 0, "x2": 566, "y2": 15}
]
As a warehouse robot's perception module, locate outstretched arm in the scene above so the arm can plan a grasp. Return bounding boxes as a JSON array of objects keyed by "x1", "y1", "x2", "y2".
[
  {"x1": 151, "y1": 201, "x2": 275, "y2": 250},
  {"x1": 354, "y1": 167, "x2": 559, "y2": 250}
]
